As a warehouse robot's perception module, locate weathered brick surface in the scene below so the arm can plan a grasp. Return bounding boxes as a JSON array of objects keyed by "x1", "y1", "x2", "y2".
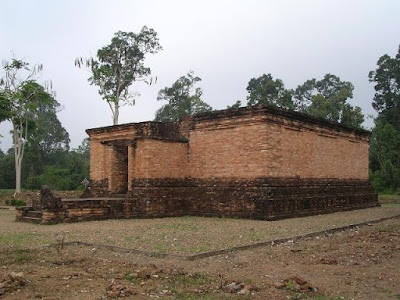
[
  {"x1": 133, "y1": 139, "x2": 188, "y2": 179},
  {"x1": 187, "y1": 113, "x2": 368, "y2": 179},
  {"x1": 19, "y1": 177, "x2": 378, "y2": 224}
]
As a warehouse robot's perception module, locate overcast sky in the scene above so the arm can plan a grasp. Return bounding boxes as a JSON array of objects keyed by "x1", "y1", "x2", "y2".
[{"x1": 1, "y1": 0, "x2": 399, "y2": 151}]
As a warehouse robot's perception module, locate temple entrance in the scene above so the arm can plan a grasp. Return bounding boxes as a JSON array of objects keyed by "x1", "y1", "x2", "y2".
[
  {"x1": 116, "y1": 145, "x2": 128, "y2": 193},
  {"x1": 108, "y1": 142, "x2": 129, "y2": 194}
]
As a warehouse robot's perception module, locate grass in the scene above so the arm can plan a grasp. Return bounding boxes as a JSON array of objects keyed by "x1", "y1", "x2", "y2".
[
  {"x1": 0, "y1": 232, "x2": 51, "y2": 247},
  {"x1": 382, "y1": 203, "x2": 400, "y2": 208},
  {"x1": 0, "y1": 189, "x2": 14, "y2": 205},
  {"x1": 153, "y1": 243, "x2": 168, "y2": 253},
  {"x1": 174, "y1": 273, "x2": 212, "y2": 285},
  {"x1": 378, "y1": 194, "x2": 400, "y2": 204},
  {"x1": 156, "y1": 222, "x2": 204, "y2": 232},
  {"x1": 124, "y1": 235, "x2": 142, "y2": 242},
  {"x1": 374, "y1": 224, "x2": 394, "y2": 232},
  {"x1": 105, "y1": 237, "x2": 116, "y2": 245},
  {"x1": 13, "y1": 249, "x2": 33, "y2": 263}
]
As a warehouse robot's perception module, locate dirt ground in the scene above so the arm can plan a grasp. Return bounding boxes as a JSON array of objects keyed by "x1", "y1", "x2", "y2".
[{"x1": 0, "y1": 205, "x2": 400, "y2": 299}]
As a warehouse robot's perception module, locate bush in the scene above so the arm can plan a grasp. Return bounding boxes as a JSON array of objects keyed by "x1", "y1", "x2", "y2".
[
  {"x1": 10, "y1": 199, "x2": 26, "y2": 207},
  {"x1": 370, "y1": 161, "x2": 400, "y2": 193}
]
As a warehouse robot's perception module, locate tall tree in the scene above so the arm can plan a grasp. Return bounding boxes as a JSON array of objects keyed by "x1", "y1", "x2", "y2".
[
  {"x1": 369, "y1": 44, "x2": 400, "y2": 192},
  {"x1": 369, "y1": 44, "x2": 400, "y2": 130},
  {"x1": 155, "y1": 71, "x2": 212, "y2": 122},
  {"x1": 76, "y1": 27, "x2": 162, "y2": 125},
  {"x1": 0, "y1": 58, "x2": 54, "y2": 194},
  {"x1": 246, "y1": 73, "x2": 295, "y2": 110}
]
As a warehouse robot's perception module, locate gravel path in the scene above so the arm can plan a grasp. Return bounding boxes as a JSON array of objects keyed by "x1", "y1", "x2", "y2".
[{"x1": 1, "y1": 205, "x2": 400, "y2": 255}]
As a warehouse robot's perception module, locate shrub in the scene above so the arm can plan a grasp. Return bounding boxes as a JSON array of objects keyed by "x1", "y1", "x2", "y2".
[{"x1": 10, "y1": 199, "x2": 26, "y2": 207}]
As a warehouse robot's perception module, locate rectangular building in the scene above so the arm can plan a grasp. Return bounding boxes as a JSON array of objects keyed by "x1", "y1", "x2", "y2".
[{"x1": 84, "y1": 105, "x2": 378, "y2": 220}]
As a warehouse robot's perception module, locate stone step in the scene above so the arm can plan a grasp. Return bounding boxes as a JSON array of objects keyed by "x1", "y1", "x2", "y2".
[
  {"x1": 26, "y1": 211, "x2": 42, "y2": 218},
  {"x1": 20, "y1": 216, "x2": 41, "y2": 224}
]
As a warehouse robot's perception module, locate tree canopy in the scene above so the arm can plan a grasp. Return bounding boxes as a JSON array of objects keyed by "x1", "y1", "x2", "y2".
[
  {"x1": 154, "y1": 71, "x2": 212, "y2": 122},
  {"x1": 245, "y1": 73, "x2": 364, "y2": 128},
  {"x1": 76, "y1": 27, "x2": 162, "y2": 125},
  {"x1": 369, "y1": 45, "x2": 400, "y2": 131},
  {"x1": 246, "y1": 73, "x2": 295, "y2": 110}
]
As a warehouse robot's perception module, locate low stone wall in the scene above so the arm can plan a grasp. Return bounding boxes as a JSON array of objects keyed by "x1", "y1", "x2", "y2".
[
  {"x1": 129, "y1": 177, "x2": 379, "y2": 220},
  {"x1": 19, "y1": 177, "x2": 378, "y2": 224}
]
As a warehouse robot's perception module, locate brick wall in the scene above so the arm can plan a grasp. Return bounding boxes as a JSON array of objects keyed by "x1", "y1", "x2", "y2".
[
  {"x1": 187, "y1": 113, "x2": 369, "y2": 179},
  {"x1": 133, "y1": 139, "x2": 188, "y2": 179},
  {"x1": 23, "y1": 177, "x2": 377, "y2": 224},
  {"x1": 89, "y1": 126, "x2": 137, "y2": 181}
]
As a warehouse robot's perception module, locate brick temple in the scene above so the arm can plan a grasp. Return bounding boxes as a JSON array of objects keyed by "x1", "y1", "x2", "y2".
[{"x1": 17, "y1": 105, "x2": 379, "y2": 223}]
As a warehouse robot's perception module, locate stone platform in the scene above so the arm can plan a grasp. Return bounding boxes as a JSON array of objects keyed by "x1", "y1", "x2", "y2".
[{"x1": 16, "y1": 178, "x2": 379, "y2": 224}]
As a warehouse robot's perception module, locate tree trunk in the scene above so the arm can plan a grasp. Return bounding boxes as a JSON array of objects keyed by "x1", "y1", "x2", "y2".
[
  {"x1": 12, "y1": 119, "x2": 26, "y2": 196},
  {"x1": 15, "y1": 157, "x2": 22, "y2": 195},
  {"x1": 13, "y1": 127, "x2": 22, "y2": 195},
  {"x1": 113, "y1": 103, "x2": 119, "y2": 125}
]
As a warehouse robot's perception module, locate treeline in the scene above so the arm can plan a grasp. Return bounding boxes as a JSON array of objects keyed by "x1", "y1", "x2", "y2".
[
  {"x1": 0, "y1": 142, "x2": 89, "y2": 191},
  {"x1": 155, "y1": 72, "x2": 364, "y2": 129},
  {"x1": 0, "y1": 96, "x2": 89, "y2": 191},
  {"x1": 0, "y1": 139, "x2": 89, "y2": 191}
]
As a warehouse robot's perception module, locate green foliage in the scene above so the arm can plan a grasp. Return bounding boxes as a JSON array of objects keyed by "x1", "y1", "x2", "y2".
[
  {"x1": 24, "y1": 142, "x2": 89, "y2": 190},
  {"x1": 295, "y1": 74, "x2": 363, "y2": 127},
  {"x1": 0, "y1": 148, "x2": 15, "y2": 189},
  {"x1": 0, "y1": 91, "x2": 12, "y2": 122},
  {"x1": 76, "y1": 27, "x2": 162, "y2": 125},
  {"x1": 245, "y1": 73, "x2": 364, "y2": 128},
  {"x1": 227, "y1": 100, "x2": 242, "y2": 109},
  {"x1": 155, "y1": 71, "x2": 212, "y2": 122},
  {"x1": 0, "y1": 138, "x2": 89, "y2": 191},
  {"x1": 247, "y1": 73, "x2": 296, "y2": 110},
  {"x1": 0, "y1": 57, "x2": 55, "y2": 193},
  {"x1": 10, "y1": 199, "x2": 26, "y2": 206},
  {"x1": 369, "y1": 45, "x2": 400, "y2": 131},
  {"x1": 369, "y1": 44, "x2": 400, "y2": 193}
]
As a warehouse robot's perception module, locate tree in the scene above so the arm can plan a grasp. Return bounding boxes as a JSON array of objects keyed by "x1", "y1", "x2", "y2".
[
  {"x1": 0, "y1": 91, "x2": 12, "y2": 123},
  {"x1": 246, "y1": 73, "x2": 364, "y2": 128},
  {"x1": 155, "y1": 71, "x2": 212, "y2": 122},
  {"x1": 369, "y1": 44, "x2": 400, "y2": 192},
  {"x1": 246, "y1": 74, "x2": 296, "y2": 110},
  {"x1": 369, "y1": 121, "x2": 400, "y2": 192},
  {"x1": 295, "y1": 74, "x2": 364, "y2": 128},
  {"x1": 0, "y1": 148, "x2": 15, "y2": 189},
  {"x1": 369, "y1": 44, "x2": 400, "y2": 131},
  {"x1": 0, "y1": 58, "x2": 54, "y2": 194},
  {"x1": 76, "y1": 27, "x2": 162, "y2": 125},
  {"x1": 23, "y1": 96, "x2": 70, "y2": 183},
  {"x1": 227, "y1": 100, "x2": 242, "y2": 109}
]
